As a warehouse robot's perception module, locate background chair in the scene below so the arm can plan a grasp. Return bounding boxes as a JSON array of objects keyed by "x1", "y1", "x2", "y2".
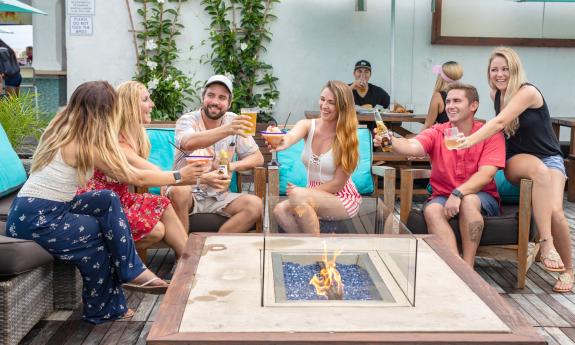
[
  {"x1": 19, "y1": 67, "x2": 39, "y2": 110},
  {"x1": 399, "y1": 168, "x2": 539, "y2": 288}
]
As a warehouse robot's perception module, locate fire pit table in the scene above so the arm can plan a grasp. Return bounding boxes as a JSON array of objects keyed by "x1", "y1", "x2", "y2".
[{"x1": 147, "y1": 201, "x2": 544, "y2": 344}]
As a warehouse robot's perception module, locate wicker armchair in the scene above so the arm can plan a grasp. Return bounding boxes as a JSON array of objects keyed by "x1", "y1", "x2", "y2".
[{"x1": 0, "y1": 264, "x2": 53, "y2": 345}]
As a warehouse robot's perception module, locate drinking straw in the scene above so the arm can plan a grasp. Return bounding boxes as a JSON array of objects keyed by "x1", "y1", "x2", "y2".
[{"x1": 282, "y1": 112, "x2": 292, "y2": 130}]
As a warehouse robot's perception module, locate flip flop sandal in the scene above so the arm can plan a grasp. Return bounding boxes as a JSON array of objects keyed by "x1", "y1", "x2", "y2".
[
  {"x1": 123, "y1": 277, "x2": 169, "y2": 295},
  {"x1": 120, "y1": 308, "x2": 135, "y2": 319},
  {"x1": 552, "y1": 272, "x2": 574, "y2": 293},
  {"x1": 540, "y1": 248, "x2": 565, "y2": 272}
]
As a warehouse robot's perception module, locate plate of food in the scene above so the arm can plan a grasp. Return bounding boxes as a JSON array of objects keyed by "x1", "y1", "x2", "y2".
[{"x1": 381, "y1": 103, "x2": 415, "y2": 117}]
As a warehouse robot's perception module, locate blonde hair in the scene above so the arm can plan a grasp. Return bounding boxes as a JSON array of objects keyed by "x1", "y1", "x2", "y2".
[
  {"x1": 116, "y1": 81, "x2": 151, "y2": 158},
  {"x1": 487, "y1": 47, "x2": 527, "y2": 137},
  {"x1": 31, "y1": 81, "x2": 132, "y2": 184},
  {"x1": 433, "y1": 61, "x2": 463, "y2": 93},
  {"x1": 323, "y1": 80, "x2": 359, "y2": 175}
]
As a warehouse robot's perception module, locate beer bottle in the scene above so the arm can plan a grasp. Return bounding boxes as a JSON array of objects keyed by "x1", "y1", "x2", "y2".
[
  {"x1": 218, "y1": 149, "x2": 230, "y2": 176},
  {"x1": 374, "y1": 109, "x2": 393, "y2": 152}
]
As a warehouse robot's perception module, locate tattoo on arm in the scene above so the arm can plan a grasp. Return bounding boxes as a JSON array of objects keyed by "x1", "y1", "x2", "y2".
[{"x1": 469, "y1": 220, "x2": 484, "y2": 244}]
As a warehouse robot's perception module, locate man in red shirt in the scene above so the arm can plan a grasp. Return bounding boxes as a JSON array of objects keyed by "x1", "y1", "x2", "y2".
[{"x1": 376, "y1": 83, "x2": 505, "y2": 267}]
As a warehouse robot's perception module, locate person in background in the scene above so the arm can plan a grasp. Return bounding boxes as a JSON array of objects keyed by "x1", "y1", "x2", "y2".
[
  {"x1": 375, "y1": 83, "x2": 505, "y2": 268},
  {"x1": 457, "y1": 47, "x2": 573, "y2": 293},
  {"x1": 272, "y1": 80, "x2": 361, "y2": 234},
  {"x1": 0, "y1": 39, "x2": 21, "y2": 96},
  {"x1": 422, "y1": 61, "x2": 464, "y2": 130},
  {"x1": 77, "y1": 81, "x2": 193, "y2": 261},
  {"x1": 25, "y1": 46, "x2": 33, "y2": 65},
  {"x1": 6, "y1": 81, "x2": 201, "y2": 324},
  {"x1": 350, "y1": 60, "x2": 391, "y2": 110},
  {"x1": 168, "y1": 75, "x2": 264, "y2": 233},
  {"x1": 349, "y1": 60, "x2": 390, "y2": 133}
]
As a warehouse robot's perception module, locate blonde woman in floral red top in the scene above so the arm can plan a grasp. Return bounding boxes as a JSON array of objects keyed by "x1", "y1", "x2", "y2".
[{"x1": 78, "y1": 81, "x2": 195, "y2": 260}]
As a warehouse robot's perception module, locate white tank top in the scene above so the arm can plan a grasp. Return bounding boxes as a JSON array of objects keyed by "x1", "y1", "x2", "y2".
[
  {"x1": 301, "y1": 119, "x2": 337, "y2": 183},
  {"x1": 19, "y1": 150, "x2": 87, "y2": 202}
]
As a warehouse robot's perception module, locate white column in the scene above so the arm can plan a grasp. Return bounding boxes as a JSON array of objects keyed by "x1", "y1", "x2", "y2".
[{"x1": 31, "y1": 0, "x2": 65, "y2": 71}]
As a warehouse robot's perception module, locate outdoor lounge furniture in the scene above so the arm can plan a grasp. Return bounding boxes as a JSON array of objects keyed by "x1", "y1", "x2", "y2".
[
  {"x1": 399, "y1": 168, "x2": 539, "y2": 289},
  {"x1": 0, "y1": 236, "x2": 54, "y2": 345}
]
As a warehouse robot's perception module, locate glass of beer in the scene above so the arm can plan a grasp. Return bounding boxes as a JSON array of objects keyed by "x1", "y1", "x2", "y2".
[
  {"x1": 241, "y1": 108, "x2": 258, "y2": 136},
  {"x1": 444, "y1": 127, "x2": 459, "y2": 150}
]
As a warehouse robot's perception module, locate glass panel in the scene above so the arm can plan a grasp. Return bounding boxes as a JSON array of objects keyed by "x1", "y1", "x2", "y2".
[{"x1": 262, "y1": 195, "x2": 417, "y2": 306}]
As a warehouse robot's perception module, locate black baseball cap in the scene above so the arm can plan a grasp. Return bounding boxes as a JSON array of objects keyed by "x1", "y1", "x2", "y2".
[{"x1": 354, "y1": 60, "x2": 371, "y2": 71}]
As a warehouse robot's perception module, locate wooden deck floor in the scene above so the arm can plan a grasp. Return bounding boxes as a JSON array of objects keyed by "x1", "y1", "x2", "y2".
[{"x1": 19, "y1": 200, "x2": 575, "y2": 345}]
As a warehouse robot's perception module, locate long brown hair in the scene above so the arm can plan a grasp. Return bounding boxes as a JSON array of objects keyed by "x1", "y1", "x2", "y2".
[
  {"x1": 487, "y1": 47, "x2": 527, "y2": 137},
  {"x1": 117, "y1": 81, "x2": 151, "y2": 158},
  {"x1": 324, "y1": 80, "x2": 359, "y2": 175},
  {"x1": 31, "y1": 81, "x2": 132, "y2": 184}
]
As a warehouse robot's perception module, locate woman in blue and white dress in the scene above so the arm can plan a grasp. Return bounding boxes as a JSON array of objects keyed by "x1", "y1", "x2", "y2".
[{"x1": 6, "y1": 81, "x2": 203, "y2": 323}]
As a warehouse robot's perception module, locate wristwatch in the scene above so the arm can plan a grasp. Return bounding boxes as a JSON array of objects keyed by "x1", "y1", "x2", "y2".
[
  {"x1": 173, "y1": 170, "x2": 182, "y2": 184},
  {"x1": 451, "y1": 188, "x2": 464, "y2": 199}
]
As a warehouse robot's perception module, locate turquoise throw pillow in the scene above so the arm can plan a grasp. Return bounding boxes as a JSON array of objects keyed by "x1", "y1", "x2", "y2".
[
  {"x1": 146, "y1": 128, "x2": 238, "y2": 194},
  {"x1": 276, "y1": 128, "x2": 373, "y2": 195},
  {"x1": 494, "y1": 169, "x2": 520, "y2": 204},
  {"x1": 0, "y1": 124, "x2": 27, "y2": 197}
]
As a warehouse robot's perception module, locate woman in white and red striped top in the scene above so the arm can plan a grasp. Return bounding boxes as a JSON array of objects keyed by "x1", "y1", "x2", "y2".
[{"x1": 269, "y1": 80, "x2": 360, "y2": 234}]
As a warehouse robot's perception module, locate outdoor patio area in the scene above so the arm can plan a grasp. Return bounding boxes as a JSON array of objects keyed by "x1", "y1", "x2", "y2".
[{"x1": 14, "y1": 198, "x2": 575, "y2": 345}]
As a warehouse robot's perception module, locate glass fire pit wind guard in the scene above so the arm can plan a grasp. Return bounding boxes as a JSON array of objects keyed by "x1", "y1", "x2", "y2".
[{"x1": 262, "y1": 197, "x2": 417, "y2": 308}]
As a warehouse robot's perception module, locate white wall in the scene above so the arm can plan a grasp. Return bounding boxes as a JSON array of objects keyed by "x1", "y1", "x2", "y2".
[{"x1": 64, "y1": 0, "x2": 575, "y2": 135}]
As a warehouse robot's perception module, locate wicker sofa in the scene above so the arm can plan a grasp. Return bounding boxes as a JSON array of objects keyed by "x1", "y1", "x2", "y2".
[{"x1": 0, "y1": 235, "x2": 54, "y2": 345}]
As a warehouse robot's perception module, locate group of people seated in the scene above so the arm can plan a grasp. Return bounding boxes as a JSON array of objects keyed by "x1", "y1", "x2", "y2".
[{"x1": 5, "y1": 46, "x2": 573, "y2": 324}]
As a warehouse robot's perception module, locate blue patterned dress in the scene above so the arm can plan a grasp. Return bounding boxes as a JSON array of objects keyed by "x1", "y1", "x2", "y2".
[{"x1": 6, "y1": 151, "x2": 146, "y2": 324}]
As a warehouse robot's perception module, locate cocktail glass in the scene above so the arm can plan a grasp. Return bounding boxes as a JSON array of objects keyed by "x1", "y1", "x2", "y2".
[
  {"x1": 185, "y1": 152, "x2": 214, "y2": 193},
  {"x1": 261, "y1": 131, "x2": 286, "y2": 167}
]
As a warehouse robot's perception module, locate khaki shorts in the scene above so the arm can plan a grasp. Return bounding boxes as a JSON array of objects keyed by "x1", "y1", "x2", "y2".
[{"x1": 191, "y1": 192, "x2": 243, "y2": 217}]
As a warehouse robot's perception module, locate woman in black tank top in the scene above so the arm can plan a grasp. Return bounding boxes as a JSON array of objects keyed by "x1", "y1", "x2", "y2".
[
  {"x1": 422, "y1": 61, "x2": 463, "y2": 130},
  {"x1": 457, "y1": 47, "x2": 572, "y2": 293}
]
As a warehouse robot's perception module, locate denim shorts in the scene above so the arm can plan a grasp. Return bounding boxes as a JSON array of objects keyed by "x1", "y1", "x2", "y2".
[
  {"x1": 540, "y1": 154, "x2": 567, "y2": 178},
  {"x1": 424, "y1": 191, "x2": 500, "y2": 216}
]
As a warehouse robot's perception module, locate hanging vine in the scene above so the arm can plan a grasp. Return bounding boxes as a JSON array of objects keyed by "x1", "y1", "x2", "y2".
[
  {"x1": 201, "y1": 0, "x2": 280, "y2": 122},
  {"x1": 127, "y1": 0, "x2": 197, "y2": 120}
]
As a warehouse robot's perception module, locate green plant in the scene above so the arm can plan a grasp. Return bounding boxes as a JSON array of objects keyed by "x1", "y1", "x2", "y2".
[
  {"x1": 202, "y1": 0, "x2": 280, "y2": 122},
  {"x1": 128, "y1": 0, "x2": 199, "y2": 121},
  {"x1": 0, "y1": 94, "x2": 47, "y2": 151}
]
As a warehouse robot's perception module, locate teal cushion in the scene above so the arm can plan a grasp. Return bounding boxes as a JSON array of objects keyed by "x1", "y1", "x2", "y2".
[
  {"x1": 146, "y1": 128, "x2": 238, "y2": 194},
  {"x1": 0, "y1": 124, "x2": 27, "y2": 197},
  {"x1": 494, "y1": 169, "x2": 520, "y2": 204},
  {"x1": 276, "y1": 128, "x2": 373, "y2": 195}
]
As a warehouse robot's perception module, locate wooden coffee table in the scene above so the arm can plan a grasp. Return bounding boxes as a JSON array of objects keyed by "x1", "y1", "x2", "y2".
[{"x1": 147, "y1": 233, "x2": 545, "y2": 345}]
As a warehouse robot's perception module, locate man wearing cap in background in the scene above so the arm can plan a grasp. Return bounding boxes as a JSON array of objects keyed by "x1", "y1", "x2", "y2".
[
  {"x1": 350, "y1": 60, "x2": 391, "y2": 132},
  {"x1": 350, "y1": 59, "x2": 390, "y2": 110},
  {"x1": 168, "y1": 74, "x2": 264, "y2": 233}
]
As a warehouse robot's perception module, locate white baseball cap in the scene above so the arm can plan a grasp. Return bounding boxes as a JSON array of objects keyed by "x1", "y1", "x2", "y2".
[{"x1": 204, "y1": 74, "x2": 233, "y2": 97}]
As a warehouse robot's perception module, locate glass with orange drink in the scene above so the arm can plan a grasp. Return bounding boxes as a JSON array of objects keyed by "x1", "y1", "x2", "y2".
[
  {"x1": 241, "y1": 108, "x2": 258, "y2": 136},
  {"x1": 185, "y1": 149, "x2": 213, "y2": 193}
]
